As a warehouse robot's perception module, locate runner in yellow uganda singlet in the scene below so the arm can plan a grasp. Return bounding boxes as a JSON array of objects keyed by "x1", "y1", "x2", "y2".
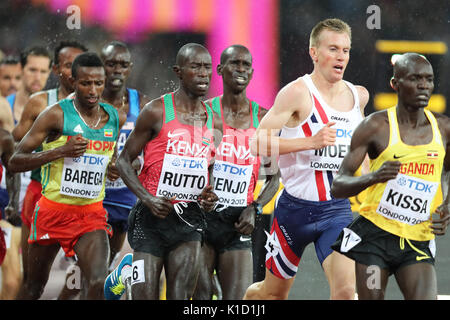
[{"x1": 359, "y1": 106, "x2": 445, "y2": 241}]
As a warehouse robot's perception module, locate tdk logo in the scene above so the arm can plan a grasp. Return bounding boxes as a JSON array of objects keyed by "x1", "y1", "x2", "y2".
[
  {"x1": 402, "y1": 178, "x2": 434, "y2": 193},
  {"x1": 172, "y1": 158, "x2": 181, "y2": 167},
  {"x1": 179, "y1": 159, "x2": 204, "y2": 169},
  {"x1": 215, "y1": 163, "x2": 248, "y2": 175},
  {"x1": 336, "y1": 128, "x2": 352, "y2": 138},
  {"x1": 78, "y1": 155, "x2": 105, "y2": 166}
]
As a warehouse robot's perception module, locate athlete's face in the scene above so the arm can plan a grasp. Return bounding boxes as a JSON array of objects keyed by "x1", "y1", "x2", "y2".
[
  {"x1": 22, "y1": 55, "x2": 51, "y2": 94},
  {"x1": 73, "y1": 66, "x2": 105, "y2": 109},
  {"x1": 178, "y1": 48, "x2": 212, "y2": 97},
  {"x1": 54, "y1": 47, "x2": 85, "y2": 92},
  {"x1": 102, "y1": 46, "x2": 132, "y2": 91},
  {"x1": 0, "y1": 63, "x2": 22, "y2": 96},
  {"x1": 218, "y1": 47, "x2": 253, "y2": 94},
  {"x1": 310, "y1": 30, "x2": 351, "y2": 83},
  {"x1": 394, "y1": 58, "x2": 434, "y2": 109}
]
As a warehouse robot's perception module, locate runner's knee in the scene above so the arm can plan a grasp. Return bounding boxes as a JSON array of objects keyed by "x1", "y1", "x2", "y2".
[
  {"x1": 331, "y1": 282, "x2": 355, "y2": 300},
  {"x1": 1, "y1": 275, "x2": 21, "y2": 298},
  {"x1": 244, "y1": 280, "x2": 289, "y2": 300}
]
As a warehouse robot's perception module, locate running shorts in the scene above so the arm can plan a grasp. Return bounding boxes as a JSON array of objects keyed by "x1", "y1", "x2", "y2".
[
  {"x1": 331, "y1": 215, "x2": 435, "y2": 274},
  {"x1": 265, "y1": 189, "x2": 352, "y2": 279},
  {"x1": 104, "y1": 204, "x2": 131, "y2": 233},
  {"x1": 127, "y1": 200, "x2": 205, "y2": 257},
  {"x1": 204, "y1": 205, "x2": 252, "y2": 254},
  {"x1": 21, "y1": 179, "x2": 42, "y2": 229},
  {"x1": 29, "y1": 196, "x2": 113, "y2": 257}
]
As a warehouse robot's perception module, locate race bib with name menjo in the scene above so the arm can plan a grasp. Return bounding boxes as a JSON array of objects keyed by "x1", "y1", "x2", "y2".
[{"x1": 213, "y1": 160, "x2": 253, "y2": 207}]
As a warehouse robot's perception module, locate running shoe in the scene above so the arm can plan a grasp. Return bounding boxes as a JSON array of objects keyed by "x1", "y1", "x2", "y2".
[{"x1": 104, "y1": 253, "x2": 133, "y2": 300}]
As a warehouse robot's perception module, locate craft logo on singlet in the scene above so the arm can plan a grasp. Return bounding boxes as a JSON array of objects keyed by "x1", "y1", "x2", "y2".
[{"x1": 330, "y1": 115, "x2": 350, "y2": 123}]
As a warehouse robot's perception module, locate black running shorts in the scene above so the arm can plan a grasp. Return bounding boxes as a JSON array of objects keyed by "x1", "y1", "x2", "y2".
[
  {"x1": 127, "y1": 200, "x2": 205, "y2": 257},
  {"x1": 204, "y1": 205, "x2": 253, "y2": 254},
  {"x1": 332, "y1": 215, "x2": 435, "y2": 275}
]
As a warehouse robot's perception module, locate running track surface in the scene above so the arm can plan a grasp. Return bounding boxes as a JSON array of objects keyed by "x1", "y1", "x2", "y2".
[{"x1": 37, "y1": 213, "x2": 450, "y2": 300}]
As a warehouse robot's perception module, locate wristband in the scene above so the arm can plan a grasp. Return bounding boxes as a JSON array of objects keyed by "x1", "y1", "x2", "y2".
[{"x1": 252, "y1": 201, "x2": 263, "y2": 215}]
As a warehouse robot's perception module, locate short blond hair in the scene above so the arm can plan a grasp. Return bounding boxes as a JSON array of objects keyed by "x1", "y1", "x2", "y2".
[{"x1": 309, "y1": 18, "x2": 352, "y2": 48}]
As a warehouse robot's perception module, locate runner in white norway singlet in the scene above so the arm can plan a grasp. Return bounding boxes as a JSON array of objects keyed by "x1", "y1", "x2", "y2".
[{"x1": 278, "y1": 74, "x2": 363, "y2": 202}]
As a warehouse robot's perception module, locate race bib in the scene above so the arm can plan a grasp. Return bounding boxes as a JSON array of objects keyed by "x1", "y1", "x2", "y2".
[
  {"x1": 105, "y1": 177, "x2": 126, "y2": 189},
  {"x1": 105, "y1": 130, "x2": 129, "y2": 190},
  {"x1": 131, "y1": 259, "x2": 145, "y2": 285},
  {"x1": 340, "y1": 228, "x2": 361, "y2": 253},
  {"x1": 213, "y1": 160, "x2": 252, "y2": 207},
  {"x1": 376, "y1": 174, "x2": 438, "y2": 225},
  {"x1": 309, "y1": 125, "x2": 351, "y2": 171},
  {"x1": 156, "y1": 153, "x2": 208, "y2": 201},
  {"x1": 60, "y1": 154, "x2": 109, "y2": 199}
]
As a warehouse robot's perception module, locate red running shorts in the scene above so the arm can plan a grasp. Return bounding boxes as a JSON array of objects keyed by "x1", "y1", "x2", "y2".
[{"x1": 29, "y1": 196, "x2": 113, "y2": 257}]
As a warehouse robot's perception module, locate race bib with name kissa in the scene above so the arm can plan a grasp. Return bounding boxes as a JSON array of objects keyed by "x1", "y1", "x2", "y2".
[{"x1": 376, "y1": 174, "x2": 438, "y2": 225}]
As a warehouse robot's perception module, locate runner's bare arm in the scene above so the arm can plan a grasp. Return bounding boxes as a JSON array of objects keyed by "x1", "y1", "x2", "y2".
[
  {"x1": 106, "y1": 109, "x2": 127, "y2": 181},
  {"x1": 431, "y1": 115, "x2": 450, "y2": 235},
  {"x1": 331, "y1": 113, "x2": 400, "y2": 198},
  {"x1": 117, "y1": 100, "x2": 161, "y2": 199},
  {"x1": 250, "y1": 81, "x2": 336, "y2": 157},
  {"x1": 117, "y1": 100, "x2": 174, "y2": 218},
  {"x1": 355, "y1": 85, "x2": 371, "y2": 175},
  {"x1": 0, "y1": 130, "x2": 20, "y2": 225},
  {"x1": 12, "y1": 92, "x2": 48, "y2": 142},
  {"x1": 253, "y1": 108, "x2": 281, "y2": 208},
  {"x1": 8, "y1": 105, "x2": 88, "y2": 172},
  {"x1": 236, "y1": 108, "x2": 280, "y2": 235},
  {"x1": 0, "y1": 96, "x2": 14, "y2": 133}
]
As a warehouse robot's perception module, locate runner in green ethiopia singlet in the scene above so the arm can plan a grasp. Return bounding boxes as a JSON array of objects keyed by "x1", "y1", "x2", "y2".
[{"x1": 40, "y1": 98, "x2": 119, "y2": 205}]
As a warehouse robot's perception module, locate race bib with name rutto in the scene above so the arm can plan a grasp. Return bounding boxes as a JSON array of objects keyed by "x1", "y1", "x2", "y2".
[
  {"x1": 60, "y1": 154, "x2": 109, "y2": 199},
  {"x1": 156, "y1": 153, "x2": 208, "y2": 202},
  {"x1": 213, "y1": 160, "x2": 253, "y2": 207},
  {"x1": 376, "y1": 173, "x2": 438, "y2": 225}
]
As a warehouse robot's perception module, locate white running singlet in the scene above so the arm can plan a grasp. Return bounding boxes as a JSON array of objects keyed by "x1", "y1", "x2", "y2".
[{"x1": 278, "y1": 74, "x2": 363, "y2": 201}]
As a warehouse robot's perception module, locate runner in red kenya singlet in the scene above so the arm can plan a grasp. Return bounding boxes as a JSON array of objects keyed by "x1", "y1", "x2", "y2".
[
  {"x1": 193, "y1": 45, "x2": 280, "y2": 300},
  {"x1": 117, "y1": 43, "x2": 219, "y2": 300}
]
